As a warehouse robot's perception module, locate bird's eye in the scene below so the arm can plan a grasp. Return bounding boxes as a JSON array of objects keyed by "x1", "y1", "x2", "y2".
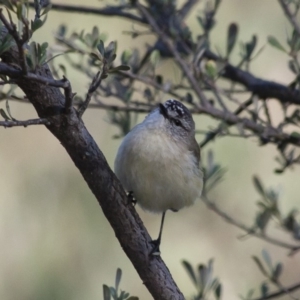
[{"x1": 173, "y1": 119, "x2": 182, "y2": 127}]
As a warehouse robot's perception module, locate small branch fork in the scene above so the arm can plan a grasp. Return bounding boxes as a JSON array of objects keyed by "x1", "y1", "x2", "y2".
[
  {"x1": 0, "y1": 118, "x2": 50, "y2": 128},
  {"x1": 136, "y1": 2, "x2": 210, "y2": 108},
  {"x1": 78, "y1": 65, "x2": 107, "y2": 117},
  {"x1": 277, "y1": 0, "x2": 300, "y2": 36},
  {"x1": 77, "y1": 66, "x2": 105, "y2": 118}
]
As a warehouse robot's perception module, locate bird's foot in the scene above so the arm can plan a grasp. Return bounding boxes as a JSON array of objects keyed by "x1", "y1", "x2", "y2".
[
  {"x1": 149, "y1": 239, "x2": 161, "y2": 256},
  {"x1": 127, "y1": 191, "x2": 137, "y2": 206}
]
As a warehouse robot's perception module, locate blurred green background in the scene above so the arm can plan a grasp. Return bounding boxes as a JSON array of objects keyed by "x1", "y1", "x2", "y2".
[{"x1": 0, "y1": 0, "x2": 299, "y2": 299}]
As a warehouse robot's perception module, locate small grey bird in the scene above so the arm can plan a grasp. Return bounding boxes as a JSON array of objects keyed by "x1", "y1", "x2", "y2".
[{"x1": 114, "y1": 99, "x2": 203, "y2": 255}]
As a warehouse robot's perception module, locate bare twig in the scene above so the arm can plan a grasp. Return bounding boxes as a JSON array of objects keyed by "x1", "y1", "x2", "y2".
[
  {"x1": 201, "y1": 196, "x2": 300, "y2": 254},
  {"x1": 28, "y1": 2, "x2": 146, "y2": 24},
  {"x1": 78, "y1": 67, "x2": 107, "y2": 117},
  {"x1": 178, "y1": 0, "x2": 200, "y2": 19},
  {"x1": 136, "y1": 2, "x2": 210, "y2": 107},
  {"x1": 0, "y1": 118, "x2": 50, "y2": 127},
  {"x1": 250, "y1": 281, "x2": 300, "y2": 300},
  {"x1": 278, "y1": 0, "x2": 300, "y2": 36}
]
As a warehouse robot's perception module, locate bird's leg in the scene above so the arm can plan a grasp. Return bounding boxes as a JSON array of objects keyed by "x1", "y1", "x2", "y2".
[
  {"x1": 150, "y1": 211, "x2": 166, "y2": 256},
  {"x1": 127, "y1": 191, "x2": 137, "y2": 206}
]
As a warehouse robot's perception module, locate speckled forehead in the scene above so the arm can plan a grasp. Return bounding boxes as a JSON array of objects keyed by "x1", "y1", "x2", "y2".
[{"x1": 164, "y1": 100, "x2": 188, "y2": 117}]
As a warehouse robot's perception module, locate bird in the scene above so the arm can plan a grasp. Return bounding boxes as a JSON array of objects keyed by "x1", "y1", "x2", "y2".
[{"x1": 114, "y1": 99, "x2": 203, "y2": 255}]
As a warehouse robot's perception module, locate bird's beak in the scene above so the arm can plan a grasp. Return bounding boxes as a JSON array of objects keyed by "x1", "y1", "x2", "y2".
[{"x1": 159, "y1": 103, "x2": 168, "y2": 119}]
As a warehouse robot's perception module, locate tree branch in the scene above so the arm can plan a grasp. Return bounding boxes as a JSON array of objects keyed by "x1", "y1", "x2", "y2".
[
  {"x1": 178, "y1": 0, "x2": 200, "y2": 19},
  {"x1": 251, "y1": 281, "x2": 300, "y2": 300},
  {"x1": 28, "y1": 2, "x2": 146, "y2": 24},
  {"x1": 0, "y1": 24, "x2": 184, "y2": 300},
  {"x1": 136, "y1": 2, "x2": 210, "y2": 107},
  {"x1": 202, "y1": 196, "x2": 300, "y2": 255},
  {"x1": 0, "y1": 118, "x2": 50, "y2": 127}
]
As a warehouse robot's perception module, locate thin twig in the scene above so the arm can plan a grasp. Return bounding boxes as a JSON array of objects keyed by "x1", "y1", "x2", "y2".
[
  {"x1": 178, "y1": 0, "x2": 200, "y2": 19},
  {"x1": 136, "y1": 2, "x2": 210, "y2": 107},
  {"x1": 83, "y1": 101, "x2": 300, "y2": 148},
  {"x1": 204, "y1": 50, "x2": 300, "y2": 106},
  {"x1": 0, "y1": 118, "x2": 50, "y2": 127},
  {"x1": 201, "y1": 196, "x2": 300, "y2": 254},
  {"x1": 78, "y1": 66, "x2": 107, "y2": 117},
  {"x1": 278, "y1": 0, "x2": 300, "y2": 36},
  {"x1": 250, "y1": 281, "x2": 300, "y2": 300},
  {"x1": 28, "y1": 2, "x2": 146, "y2": 24}
]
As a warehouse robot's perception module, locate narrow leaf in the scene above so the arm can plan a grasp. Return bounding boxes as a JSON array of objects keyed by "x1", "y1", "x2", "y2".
[
  {"x1": 272, "y1": 262, "x2": 283, "y2": 281},
  {"x1": 103, "y1": 285, "x2": 111, "y2": 300},
  {"x1": 262, "y1": 249, "x2": 273, "y2": 272},
  {"x1": 182, "y1": 260, "x2": 198, "y2": 287},
  {"x1": 115, "y1": 268, "x2": 122, "y2": 292},
  {"x1": 215, "y1": 283, "x2": 222, "y2": 300},
  {"x1": 268, "y1": 36, "x2": 286, "y2": 52},
  {"x1": 253, "y1": 175, "x2": 265, "y2": 196},
  {"x1": 226, "y1": 23, "x2": 238, "y2": 57},
  {"x1": 0, "y1": 108, "x2": 11, "y2": 120},
  {"x1": 252, "y1": 256, "x2": 269, "y2": 277}
]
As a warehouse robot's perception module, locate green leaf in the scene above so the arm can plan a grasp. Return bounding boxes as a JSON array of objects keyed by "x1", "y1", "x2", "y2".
[
  {"x1": 105, "y1": 41, "x2": 116, "y2": 60},
  {"x1": 226, "y1": 23, "x2": 238, "y2": 57},
  {"x1": 245, "y1": 35, "x2": 257, "y2": 59},
  {"x1": 150, "y1": 49, "x2": 160, "y2": 67},
  {"x1": 205, "y1": 60, "x2": 217, "y2": 78},
  {"x1": 261, "y1": 282, "x2": 269, "y2": 297},
  {"x1": 272, "y1": 262, "x2": 283, "y2": 281},
  {"x1": 31, "y1": 16, "x2": 46, "y2": 32},
  {"x1": 108, "y1": 65, "x2": 130, "y2": 73},
  {"x1": 253, "y1": 175, "x2": 265, "y2": 196},
  {"x1": 198, "y1": 264, "x2": 207, "y2": 290},
  {"x1": 115, "y1": 268, "x2": 122, "y2": 292},
  {"x1": 290, "y1": 131, "x2": 300, "y2": 138},
  {"x1": 127, "y1": 297, "x2": 139, "y2": 300},
  {"x1": 97, "y1": 40, "x2": 105, "y2": 57},
  {"x1": 0, "y1": 108, "x2": 11, "y2": 121},
  {"x1": 252, "y1": 256, "x2": 269, "y2": 277},
  {"x1": 41, "y1": 4, "x2": 52, "y2": 16},
  {"x1": 5, "y1": 99, "x2": 15, "y2": 121},
  {"x1": 215, "y1": 283, "x2": 222, "y2": 300},
  {"x1": 256, "y1": 210, "x2": 271, "y2": 231},
  {"x1": 182, "y1": 260, "x2": 198, "y2": 287},
  {"x1": 0, "y1": 33, "x2": 14, "y2": 55},
  {"x1": 268, "y1": 36, "x2": 286, "y2": 52},
  {"x1": 103, "y1": 285, "x2": 111, "y2": 300},
  {"x1": 262, "y1": 249, "x2": 273, "y2": 272}
]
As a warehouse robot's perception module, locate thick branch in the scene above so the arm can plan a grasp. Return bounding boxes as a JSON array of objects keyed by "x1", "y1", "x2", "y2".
[{"x1": 0, "y1": 27, "x2": 184, "y2": 300}]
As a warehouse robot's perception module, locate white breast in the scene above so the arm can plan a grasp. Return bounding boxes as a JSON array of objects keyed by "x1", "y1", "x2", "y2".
[{"x1": 114, "y1": 119, "x2": 203, "y2": 213}]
